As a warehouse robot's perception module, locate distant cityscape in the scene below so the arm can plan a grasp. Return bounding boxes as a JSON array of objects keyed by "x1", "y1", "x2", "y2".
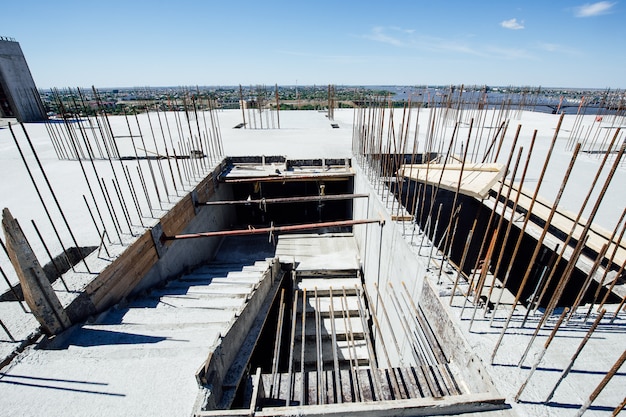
[{"x1": 40, "y1": 85, "x2": 625, "y2": 117}]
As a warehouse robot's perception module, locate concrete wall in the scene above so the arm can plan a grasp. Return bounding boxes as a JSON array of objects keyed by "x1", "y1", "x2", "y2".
[
  {"x1": 351, "y1": 163, "x2": 499, "y2": 395},
  {"x1": 352, "y1": 164, "x2": 428, "y2": 367},
  {"x1": 0, "y1": 39, "x2": 46, "y2": 122}
]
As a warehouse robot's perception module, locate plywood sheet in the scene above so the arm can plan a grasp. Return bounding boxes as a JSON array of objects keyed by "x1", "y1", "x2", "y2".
[{"x1": 398, "y1": 163, "x2": 505, "y2": 199}]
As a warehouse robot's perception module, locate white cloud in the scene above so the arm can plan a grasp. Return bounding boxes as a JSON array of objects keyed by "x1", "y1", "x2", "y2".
[
  {"x1": 485, "y1": 46, "x2": 535, "y2": 60},
  {"x1": 574, "y1": 1, "x2": 617, "y2": 17},
  {"x1": 362, "y1": 26, "x2": 408, "y2": 47},
  {"x1": 539, "y1": 42, "x2": 560, "y2": 52},
  {"x1": 536, "y1": 42, "x2": 582, "y2": 56},
  {"x1": 500, "y1": 18, "x2": 525, "y2": 30},
  {"x1": 360, "y1": 26, "x2": 536, "y2": 61}
]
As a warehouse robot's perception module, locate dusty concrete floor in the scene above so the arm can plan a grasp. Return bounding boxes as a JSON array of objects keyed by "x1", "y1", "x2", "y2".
[
  {"x1": 0, "y1": 235, "x2": 278, "y2": 417},
  {"x1": 1, "y1": 109, "x2": 624, "y2": 416}
]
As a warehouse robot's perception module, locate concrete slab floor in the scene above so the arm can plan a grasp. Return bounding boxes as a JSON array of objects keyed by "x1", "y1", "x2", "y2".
[{"x1": 0, "y1": 237, "x2": 276, "y2": 417}]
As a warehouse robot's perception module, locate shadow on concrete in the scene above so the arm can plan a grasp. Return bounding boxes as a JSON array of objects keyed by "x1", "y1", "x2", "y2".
[
  {"x1": 0, "y1": 373, "x2": 109, "y2": 385},
  {"x1": 493, "y1": 362, "x2": 626, "y2": 377},
  {"x1": 40, "y1": 327, "x2": 169, "y2": 350},
  {"x1": 212, "y1": 235, "x2": 277, "y2": 264},
  {"x1": 0, "y1": 373, "x2": 124, "y2": 396},
  {"x1": 519, "y1": 399, "x2": 615, "y2": 413}
]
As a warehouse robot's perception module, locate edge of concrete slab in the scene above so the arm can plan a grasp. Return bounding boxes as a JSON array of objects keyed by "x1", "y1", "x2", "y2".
[{"x1": 196, "y1": 392, "x2": 511, "y2": 417}]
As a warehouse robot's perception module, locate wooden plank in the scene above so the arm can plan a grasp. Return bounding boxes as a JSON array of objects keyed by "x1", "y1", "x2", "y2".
[
  {"x1": 411, "y1": 366, "x2": 433, "y2": 398},
  {"x1": 196, "y1": 173, "x2": 216, "y2": 203},
  {"x1": 161, "y1": 193, "x2": 195, "y2": 238},
  {"x1": 391, "y1": 215, "x2": 413, "y2": 222},
  {"x1": 340, "y1": 369, "x2": 354, "y2": 403},
  {"x1": 440, "y1": 363, "x2": 462, "y2": 395},
  {"x1": 398, "y1": 163, "x2": 505, "y2": 199},
  {"x1": 357, "y1": 369, "x2": 375, "y2": 402},
  {"x1": 376, "y1": 369, "x2": 394, "y2": 401},
  {"x1": 290, "y1": 372, "x2": 303, "y2": 406},
  {"x1": 400, "y1": 367, "x2": 422, "y2": 399},
  {"x1": 87, "y1": 230, "x2": 158, "y2": 309},
  {"x1": 395, "y1": 367, "x2": 416, "y2": 399},
  {"x1": 428, "y1": 364, "x2": 450, "y2": 396},
  {"x1": 307, "y1": 371, "x2": 318, "y2": 406},
  {"x1": 255, "y1": 392, "x2": 507, "y2": 417},
  {"x1": 2, "y1": 208, "x2": 72, "y2": 334}
]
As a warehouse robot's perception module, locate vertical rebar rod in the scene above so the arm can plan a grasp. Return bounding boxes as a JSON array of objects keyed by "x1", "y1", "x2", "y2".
[
  {"x1": 449, "y1": 221, "x2": 476, "y2": 305},
  {"x1": 270, "y1": 288, "x2": 285, "y2": 399},
  {"x1": 439, "y1": 216, "x2": 459, "y2": 284},
  {"x1": 7, "y1": 124, "x2": 76, "y2": 273},
  {"x1": 468, "y1": 232, "x2": 498, "y2": 330},
  {"x1": 341, "y1": 286, "x2": 362, "y2": 402},
  {"x1": 163, "y1": 108, "x2": 186, "y2": 187},
  {"x1": 611, "y1": 293, "x2": 626, "y2": 323},
  {"x1": 328, "y1": 288, "x2": 343, "y2": 403},
  {"x1": 568, "y1": 244, "x2": 608, "y2": 322},
  {"x1": 99, "y1": 178, "x2": 123, "y2": 244},
  {"x1": 574, "y1": 349, "x2": 626, "y2": 417},
  {"x1": 521, "y1": 244, "x2": 559, "y2": 327},
  {"x1": 491, "y1": 140, "x2": 579, "y2": 364},
  {"x1": 286, "y1": 288, "x2": 298, "y2": 406},
  {"x1": 136, "y1": 166, "x2": 154, "y2": 218},
  {"x1": 144, "y1": 111, "x2": 171, "y2": 202},
  {"x1": 134, "y1": 113, "x2": 164, "y2": 209},
  {"x1": 300, "y1": 288, "x2": 306, "y2": 406},
  {"x1": 426, "y1": 203, "x2": 443, "y2": 269},
  {"x1": 363, "y1": 284, "x2": 402, "y2": 397},
  {"x1": 21, "y1": 123, "x2": 92, "y2": 272},
  {"x1": 0, "y1": 265, "x2": 28, "y2": 312},
  {"x1": 490, "y1": 130, "x2": 539, "y2": 325},
  {"x1": 514, "y1": 307, "x2": 569, "y2": 402},
  {"x1": 0, "y1": 319, "x2": 15, "y2": 342},
  {"x1": 612, "y1": 396, "x2": 626, "y2": 417},
  {"x1": 123, "y1": 109, "x2": 156, "y2": 213},
  {"x1": 82, "y1": 195, "x2": 110, "y2": 257},
  {"x1": 543, "y1": 141, "x2": 624, "y2": 321},
  {"x1": 585, "y1": 208, "x2": 626, "y2": 321},
  {"x1": 122, "y1": 165, "x2": 145, "y2": 227},
  {"x1": 535, "y1": 128, "x2": 622, "y2": 310},
  {"x1": 30, "y1": 220, "x2": 70, "y2": 291},
  {"x1": 465, "y1": 124, "x2": 520, "y2": 311},
  {"x1": 110, "y1": 179, "x2": 134, "y2": 236},
  {"x1": 484, "y1": 147, "x2": 524, "y2": 316},
  {"x1": 545, "y1": 309, "x2": 606, "y2": 402},
  {"x1": 354, "y1": 285, "x2": 384, "y2": 400},
  {"x1": 314, "y1": 287, "x2": 323, "y2": 404},
  {"x1": 598, "y1": 257, "x2": 626, "y2": 314}
]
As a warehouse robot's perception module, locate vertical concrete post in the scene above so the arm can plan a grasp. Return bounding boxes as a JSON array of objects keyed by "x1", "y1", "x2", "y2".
[{"x1": 2, "y1": 208, "x2": 71, "y2": 334}]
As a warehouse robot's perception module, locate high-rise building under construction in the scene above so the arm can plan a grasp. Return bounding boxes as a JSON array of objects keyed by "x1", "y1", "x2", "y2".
[{"x1": 0, "y1": 36, "x2": 46, "y2": 122}]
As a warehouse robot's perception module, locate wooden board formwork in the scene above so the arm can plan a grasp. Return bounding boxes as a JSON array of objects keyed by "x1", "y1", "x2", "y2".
[
  {"x1": 86, "y1": 230, "x2": 159, "y2": 311},
  {"x1": 196, "y1": 173, "x2": 216, "y2": 203},
  {"x1": 160, "y1": 194, "x2": 196, "y2": 241}
]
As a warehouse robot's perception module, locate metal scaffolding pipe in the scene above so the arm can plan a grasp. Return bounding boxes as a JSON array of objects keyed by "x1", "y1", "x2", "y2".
[
  {"x1": 197, "y1": 193, "x2": 369, "y2": 206},
  {"x1": 221, "y1": 174, "x2": 353, "y2": 184},
  {"x1": 162, "y1": 218, "x2": 383, "y2": 241}
]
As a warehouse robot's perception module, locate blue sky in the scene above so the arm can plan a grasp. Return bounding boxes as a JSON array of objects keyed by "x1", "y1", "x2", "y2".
[{"x1": 3, "y1": 1, "x2": 624, "y2": 88}]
